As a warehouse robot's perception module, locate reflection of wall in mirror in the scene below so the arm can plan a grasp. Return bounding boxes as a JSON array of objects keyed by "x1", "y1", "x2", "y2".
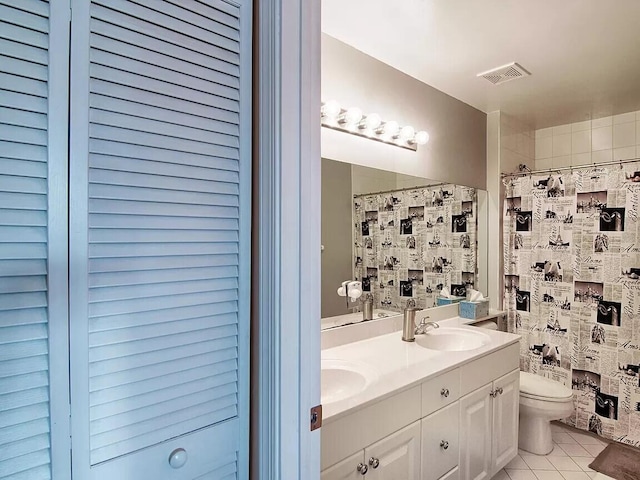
[{"x1": 321, "y1": 159, "x2": 354, "y2": 318}]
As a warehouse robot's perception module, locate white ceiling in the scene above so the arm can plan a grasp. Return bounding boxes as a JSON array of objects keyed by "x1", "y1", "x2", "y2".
[{"x1": 322, "y1": 0, "x2": 640, "y2": 129}]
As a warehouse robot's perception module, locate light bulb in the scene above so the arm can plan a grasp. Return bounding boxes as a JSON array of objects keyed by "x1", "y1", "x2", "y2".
[
  {"x1": 321, "y1": 100, "x2": 341, "y2": 119},
  {"x1": 362, "y1": 113, "x2": 382, "y2": 130},
  {"x1": 399, "y1": 125, "x2": 415, "y2": 141},
  {"x1": 344, "y1": 107, "x2": 363, "y2": 125},
  {"x1": 414, "y1": 130, "x2": 430, "y2": 145},
  {"x1": 383, "y1": 120, "x2": 400, "y2": 137}
]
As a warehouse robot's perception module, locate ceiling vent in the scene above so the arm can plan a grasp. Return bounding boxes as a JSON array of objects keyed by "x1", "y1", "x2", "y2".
[{"x1": 477, "y1": 62, "x2": 531, "y2": 85}]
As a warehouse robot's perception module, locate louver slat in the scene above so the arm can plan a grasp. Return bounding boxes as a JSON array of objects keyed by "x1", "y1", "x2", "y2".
[
  {"x1": 0, "y1": 3, "x2": 52, "y2": 479},
  {"x1": 80, "y1": 0, "x2": 246, "y2": 469},
  {"x1": 89, "y1": 11, "x2": 239, "y2": 71}
]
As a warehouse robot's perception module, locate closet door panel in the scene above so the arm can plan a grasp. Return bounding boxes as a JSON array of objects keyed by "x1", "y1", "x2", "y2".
[
  {"x1": 0, "y1": 2, "x2": 54, "y2": 479},
  {"x1": 69, "y1": 0, "x2": 251, "y2": 478}
]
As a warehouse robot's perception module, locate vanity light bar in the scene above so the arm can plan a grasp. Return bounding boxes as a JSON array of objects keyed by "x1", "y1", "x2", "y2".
[{"x1": 321, "y1": 100, "x2": 429, "y2": 151}]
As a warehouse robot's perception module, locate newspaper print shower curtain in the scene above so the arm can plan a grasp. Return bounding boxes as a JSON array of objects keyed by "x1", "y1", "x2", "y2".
[
  {"x1": 503, "y1": 163, "x2": 640, "y2": 446},
  {"x1": 354, "y1": 184, "x2": 477, "y2": 311}
]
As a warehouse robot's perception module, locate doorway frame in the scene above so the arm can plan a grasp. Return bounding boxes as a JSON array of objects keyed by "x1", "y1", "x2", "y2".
[{"x1": 253, "y1": 0, "x2": 321, "y2": 478}]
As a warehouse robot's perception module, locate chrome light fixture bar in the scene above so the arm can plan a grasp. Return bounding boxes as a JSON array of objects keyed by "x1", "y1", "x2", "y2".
[{"x1": 321, "y1": 100, "x2": 429, "y2": 151}]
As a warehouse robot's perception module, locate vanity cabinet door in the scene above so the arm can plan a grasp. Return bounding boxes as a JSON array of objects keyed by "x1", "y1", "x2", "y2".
[
  {"x1": 421, "y1": 401, "x2": 460, "y2": 480},
  {"x1": 321, "y1": 451, "x2": 364, "y2": 480},
  {"x1": 365, "y1": 421, "x2": 421, "y2": 480},
  {"x1": 459, "y1": 383, "x2": 493, "y2": 480},
  {"x1": 491, "y1": 369, "x2": 520, "y2": 473}
]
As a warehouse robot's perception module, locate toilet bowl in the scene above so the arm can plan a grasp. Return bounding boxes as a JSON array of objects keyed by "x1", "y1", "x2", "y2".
[{"x1": 519, "y1": 371, "x2": 573, "y2": 455}]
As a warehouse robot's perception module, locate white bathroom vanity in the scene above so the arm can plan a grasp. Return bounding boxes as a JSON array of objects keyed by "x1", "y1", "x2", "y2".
[{"x1": 321, "y1": 306, "x2": 520, "y2": 480}]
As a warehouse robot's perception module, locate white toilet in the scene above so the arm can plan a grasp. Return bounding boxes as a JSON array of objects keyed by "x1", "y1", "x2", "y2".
[{"x1": 519, "y1": 371, "x2": 574, "y2": 455}]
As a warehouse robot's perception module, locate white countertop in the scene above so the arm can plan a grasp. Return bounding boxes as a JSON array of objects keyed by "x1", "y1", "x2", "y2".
[
  {"x1": 321, "y1": 308, "x2": 399, "y2": 330},
  {"x1": 321, "y1": 314, "x2": 520, "y2": 423}
]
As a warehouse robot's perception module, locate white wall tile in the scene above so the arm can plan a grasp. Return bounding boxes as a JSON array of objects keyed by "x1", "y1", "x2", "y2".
[
  {"x1": 553, "y1": 124, "x2": 572, "y2": 136},
  {"x1": 592, "y1": 149, "x2": 612, "y2": 164},
  {"x1": 636, "y1": 121, "x2": 640, "y2": 145},
  {"x1": 572, "y1": 152, "x2": 591, "y2": 166},
  {"x1": 571, "y1": 130, "x2": 591, "y2": 154},
  {"x1": 592, "y1": 116, "x2": 612, "y2": 128},
  {"x1": 614, "y1": 146, "x2": 636, "y2": 161},
  {"x1": 536, "y1": 136, "x2": 553, "y2": 159},
  {"x1": 553, "y1": 155, "x2": 572, "y2": 168},
  {"x1": 592, "y1": 126, "x2": 612, "y2": 151},
  {"x1": 613, "y1": 122, "x2": 635, "y2": 148},
  {"x1": 535, "y1": 158, "x2": 553, "y2": 170},
  {"x1": 613, "y1": 111, "x2": 635, "y2": 124},
  {"x1": 536, "y1": 127, "x2": 553, "y2": 139},
  {"x1": 636, "y1": 110, "x2": 640, "y2": 121},
  {"x1": 553, "y1": 134, "x2": 572, "y2": 157},
  {"x1": 571, "y1": 120, "x2": 591, "y2": 132}
]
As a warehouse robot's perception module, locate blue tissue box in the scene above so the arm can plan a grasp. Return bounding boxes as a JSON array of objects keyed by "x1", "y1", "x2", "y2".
[
  {"x1": 436, "y1": 296, "x2": 465, "y2": 306},
  {"x1": 459, "y1": 300, "x2": 490, "y2": 319}
]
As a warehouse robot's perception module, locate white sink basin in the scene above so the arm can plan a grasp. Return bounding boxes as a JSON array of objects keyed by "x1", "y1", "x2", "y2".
[
  {"x1": 321, "y1": 359, "x2": 378, "y2": 405},
  {"x1": 415, "y1": 327, "x2": 490, "y2": 352}
]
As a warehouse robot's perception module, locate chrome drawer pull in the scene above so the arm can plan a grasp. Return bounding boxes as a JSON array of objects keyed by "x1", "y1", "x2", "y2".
[
  {"x1": 440, "y1": 388, "x2": 450, "y2": 397},
  {"x1": 440, "y1": 440, "x2": 449, "y2": 450}
]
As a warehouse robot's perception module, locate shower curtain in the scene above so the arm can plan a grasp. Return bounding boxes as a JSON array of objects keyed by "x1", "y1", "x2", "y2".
[
  {"x1": 354, "y1": 184, "x2": 477, "y2": 311},
  {"x1": 503, "y1": 162, "x2": 640, "y2": 446}
]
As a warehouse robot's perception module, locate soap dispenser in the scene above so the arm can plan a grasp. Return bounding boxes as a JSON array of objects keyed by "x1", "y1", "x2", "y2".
[{"x1": 362, "y1": 294, "x2": 374, "y2": 321}]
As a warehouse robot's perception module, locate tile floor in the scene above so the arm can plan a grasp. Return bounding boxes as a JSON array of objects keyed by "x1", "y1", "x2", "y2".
[{"x1": 494, "y1": 422, "x2": 615, "y2": 480}]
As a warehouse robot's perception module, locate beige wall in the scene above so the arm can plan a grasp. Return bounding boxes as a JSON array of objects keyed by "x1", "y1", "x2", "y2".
[
  {"x1": 322, "y1": 34, "x2": 487, "y2": 190},
  {"x1": 321, "y1": 159, "x2": 354, "y2": 318}
]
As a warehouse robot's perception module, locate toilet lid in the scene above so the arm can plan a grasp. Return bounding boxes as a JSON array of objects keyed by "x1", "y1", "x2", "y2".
[{"x1": 520, "y1": 371, "x2": 573, "y2": 400}]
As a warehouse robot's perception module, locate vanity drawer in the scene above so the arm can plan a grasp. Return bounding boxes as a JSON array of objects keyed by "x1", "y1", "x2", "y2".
[
  {"x1": 460, "y1": 343, "x2": 519, "y2": 396},
  {"x1": 421, "y1": 401, "x2": 459, "y2": 480},
  {"x1": 421, "y1": 368, "x2": 460, "y2": 416},
  {"x1": 321, "y1": 386, "x2": 421, "y2": 470}
]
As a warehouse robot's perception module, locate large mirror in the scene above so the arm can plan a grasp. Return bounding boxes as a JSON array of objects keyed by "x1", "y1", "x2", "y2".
[{"x1": 321, "y1": 158, "x2": 488, "y2": 329}]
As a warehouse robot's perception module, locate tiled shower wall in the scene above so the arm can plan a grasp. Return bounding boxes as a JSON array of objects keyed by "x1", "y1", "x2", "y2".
[
  {"x1": 534, "y1": 111, "x2": 640, "y2": 171},
  {"x1": 501, "y1": 112, "x2": 536, "y2": 174}
]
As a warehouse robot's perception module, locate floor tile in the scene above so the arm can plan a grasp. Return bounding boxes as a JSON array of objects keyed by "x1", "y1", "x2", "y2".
[
  {"x1": 551, "y1": 423, "x2": 566, "y2": 433},
  {"x1": 559, "y1": 471, "x2": 591, "y2": 480},
  {"x1": 582, "y1": 444, "x2": 605, "y2": 456},
  {"x1": 571, "y1": 457, "x2": 594, "y2": 472},
  {"x1": 568, "y1": 432, "x2": 604, "y2": 446},
  {"x1": 550, "y1": 444, "x2": 568, "y2": 456},
  {"x1": 494, "y1": 469, "x2": 511, "y2": 480},
  {"x1": 506, "y1": 455, "x2": 530, "y2": 470},
  {"x1": 557, "y1": 443, "x2": 591, "y2": 457},
  {"x1": 553, "y1": 433, "x2": 578, "y2": 444},
  {"x1": 506, "y1": 470, "x2": 538, "y2": 480},
  {"x1": 547, "y1": 456, "x2": 582, "y2": 471},
  {"x1": 588, "y1": 473, "x2": 615, "y2": 480},
  {"x1": 533, "y1": 471, "x2": 564, "y2": 480},
  {"x1": 522, "y1": 455, "x2": 556, "y2": 470}
]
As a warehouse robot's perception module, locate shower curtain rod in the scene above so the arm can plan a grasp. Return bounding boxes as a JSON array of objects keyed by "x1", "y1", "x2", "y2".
[
  {"x1": 353, "y1": 181, "x2": 451, "y2": 198},
  {"x1": 501, "y1": 157, "x2": 640, "y2": 178}
]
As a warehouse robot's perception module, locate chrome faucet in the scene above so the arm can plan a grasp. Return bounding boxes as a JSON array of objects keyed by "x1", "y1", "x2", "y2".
[{"x1": 415, "y1": 318, "x2": 440, "y2": 335}]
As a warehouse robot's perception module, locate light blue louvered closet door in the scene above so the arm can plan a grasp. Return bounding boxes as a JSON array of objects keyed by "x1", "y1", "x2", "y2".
[
  {"x1": 0, "y1": 1, "x2": 70, "y2": 479},
  {"x1": 68, "y1": 1, "x2": 251, "y2": 479}
]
